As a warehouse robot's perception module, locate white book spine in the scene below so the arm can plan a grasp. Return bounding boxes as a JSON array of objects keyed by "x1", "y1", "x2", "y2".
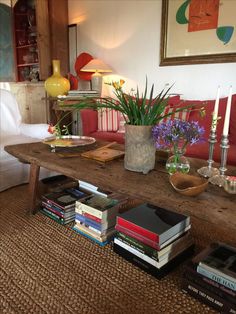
[
  {"x1": 75, "y1": 202, "x2": 105, "y2": 219},
  {"x1": 114, "y1": 238, "x2": 167, "y2": 269}
]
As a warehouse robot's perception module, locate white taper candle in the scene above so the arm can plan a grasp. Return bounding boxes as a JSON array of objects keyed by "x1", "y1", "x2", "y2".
[
  {"x1": 223, "y1": 86, "x2": 232, "y2": 136},
  {"x1": 211, "y1": 86, "x2": 220, "y2": 131}
]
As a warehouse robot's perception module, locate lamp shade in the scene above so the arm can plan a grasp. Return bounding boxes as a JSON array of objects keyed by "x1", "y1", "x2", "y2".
[
  {"x1": 80, "y1": 59, "x2": 112, "y2": 94},
  {"x1": 80, "y1": 59, "x2": 112, "y2": 73}
]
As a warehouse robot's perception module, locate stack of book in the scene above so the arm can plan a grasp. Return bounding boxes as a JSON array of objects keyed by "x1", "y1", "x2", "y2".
[
  {"x1": 79, "y1": 180, "x2": 112, "y2": 198},
  {"x1": 113, "y1": 203, "x2": 194, "y2": 279},
  {"x1": 182, "y1": 242, "x2": 236, "y2": 313},
  {"x1": 41, "y1": 187, "x2": 89, "y2": 225},
  {"x1": 66, "y1": 90, "x2": 100, "y2": 98},
  {"x1": 74, "y1": 194, "x2": 123, "y2": 246}
]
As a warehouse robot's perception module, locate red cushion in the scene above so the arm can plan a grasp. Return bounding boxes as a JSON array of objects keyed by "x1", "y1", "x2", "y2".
[
  {"x1": 229, "y1": 94, "x2": 236, "y2": 144},
  {"x1": 80, "y1": 109, "x2": 98, "y2": 135},
  {"x1": 168, "y1": 95, "x2": 181, "y2": 106},
  {"x1": 186, "y1": 141, "x2": 236, "y2": 166},
  {"x1": 90, "y1": 131, "x2": 125, "y2": 144},
  {"x1": 161, "y1": 96, "x2": 190, "y2": 123},
  {"x1": 75, "y1": 52, "x2": 94, "y2": 81},
  {"x1": 187, "y1": 98, "x2": 228, "y2": 141}
]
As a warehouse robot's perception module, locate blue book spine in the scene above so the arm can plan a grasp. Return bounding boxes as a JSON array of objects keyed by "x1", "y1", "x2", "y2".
[
  {"x1": 75, "y1": 213, "x2": 101, "y2": 231},
  {"x1": 72, "y1": 226, "x2": 108, "y2": 246},
  {"x1": 197, "y1": 265, "x2": 236, "y2": 291}
]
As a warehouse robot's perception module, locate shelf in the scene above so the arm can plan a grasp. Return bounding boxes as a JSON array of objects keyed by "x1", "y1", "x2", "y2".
[
  {"x1": 14, "y1": 12, "x2": 28, "y2": 16},
  {"x1": 17, "y1": 62, "x2": 39, "y2": 67},
  {"x1": 16, "y1": 44, "x2": 37, "y2": 49}
]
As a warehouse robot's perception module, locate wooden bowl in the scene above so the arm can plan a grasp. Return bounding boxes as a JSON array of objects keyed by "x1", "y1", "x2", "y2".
[{"x1": 169, "y1": 173, "x2": 208, "y2": 196}]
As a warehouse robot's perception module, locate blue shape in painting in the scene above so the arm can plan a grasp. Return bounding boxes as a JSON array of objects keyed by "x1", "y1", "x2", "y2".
[
  {"x1": 0, "y1": 4, "x2": 15, "y2": 81},
  {"x1": 216, "y1": 26, "x2": 234, "y2": 44}
]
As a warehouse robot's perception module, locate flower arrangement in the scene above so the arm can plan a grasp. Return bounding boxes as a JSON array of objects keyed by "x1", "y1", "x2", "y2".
[
  {"x1": 152, "y1": 119, "x2": 205, "y2": 174},
  {"x1": 71, "y1": 79, "x2": 191, "y2": 126},
  {"x1": 152, "y1": 119, "x2": 205, "y2": 152}
]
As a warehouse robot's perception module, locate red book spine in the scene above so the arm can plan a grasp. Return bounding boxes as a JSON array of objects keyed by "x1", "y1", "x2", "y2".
[
  {"x1": 84, "y1": 212, "x2": 102, "y2": 223},
  {"x1": 117, "y1": 216, "x2": 159, "y2": 242},
  {"x1": 115, "y1": 224, "x2": 160, "y2": 250}
]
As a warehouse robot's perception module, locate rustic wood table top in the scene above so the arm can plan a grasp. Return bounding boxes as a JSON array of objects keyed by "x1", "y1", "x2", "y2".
[{"x1": 4, "y1": 141, "x2": 236, "y2": 231}]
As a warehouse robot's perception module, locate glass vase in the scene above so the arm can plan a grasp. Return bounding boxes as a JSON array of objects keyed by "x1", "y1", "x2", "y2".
[{"x1": 166, "y1": 148, "x2": 190, "y2": 175}]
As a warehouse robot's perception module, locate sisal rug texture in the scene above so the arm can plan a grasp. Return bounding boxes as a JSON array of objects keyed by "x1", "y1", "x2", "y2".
[{"x1": 1, "y1": 185, "x2": 236, "y2": 314}]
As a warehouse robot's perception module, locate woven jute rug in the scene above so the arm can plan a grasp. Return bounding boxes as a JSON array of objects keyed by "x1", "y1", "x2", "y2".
[{"x1": 1, "y1": 185, "x2": 236, "y2": 314}]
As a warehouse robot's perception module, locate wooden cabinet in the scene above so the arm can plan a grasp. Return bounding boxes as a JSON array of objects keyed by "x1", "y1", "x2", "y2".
[
  {"x1": 12, "y1": 0, "x2": 68, "y2": 82},
  {"x1": 8, "y1": 82, "x2": 47, "y2": 123}
]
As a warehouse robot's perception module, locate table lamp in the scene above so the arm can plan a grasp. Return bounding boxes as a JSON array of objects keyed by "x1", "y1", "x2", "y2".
[{"x1": 80, "y1": 59, "x2": 112, "y2": 94}]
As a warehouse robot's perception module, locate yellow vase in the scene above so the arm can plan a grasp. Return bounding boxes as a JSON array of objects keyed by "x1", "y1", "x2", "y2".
[{"x1": 45, "y1": 60, "x2": 70, "y2": 97}]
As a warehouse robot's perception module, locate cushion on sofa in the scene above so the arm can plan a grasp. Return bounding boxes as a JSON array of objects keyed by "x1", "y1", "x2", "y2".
[
  {"x1": 80, "y1": 109, "x2": 98, "y2": 136},
  {"x1": 187, "y1": 97, "x2": 228, "y2": 141},
  {"x1": 90, "y1": 131, "x2": 125, "y2": 144},
  {"x1": 97, "y1": 108, "x2": 120, "y2": 132},
  {"x1": 186, "y1": 140, "x2": 236, "y2": 166},
  {"x1": 161, "y1": 96, "x2": 190, "y2": 123},
  {"x1": 229, "y1": 94, "x2": 236, "y2": 145}
]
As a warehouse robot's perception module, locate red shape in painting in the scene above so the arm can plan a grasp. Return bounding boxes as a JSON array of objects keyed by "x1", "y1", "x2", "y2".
[{"x1": 188, "y1": 0, "x2": 219, "y2": 32}]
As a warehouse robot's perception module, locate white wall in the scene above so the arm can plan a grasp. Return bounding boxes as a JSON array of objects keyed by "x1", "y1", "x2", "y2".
[{"x1": 68, "y1": 0, "x2": 236, "y2": 100}]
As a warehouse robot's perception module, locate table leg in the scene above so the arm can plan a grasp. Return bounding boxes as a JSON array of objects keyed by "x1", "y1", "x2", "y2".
[{"x1": 28, "y1": 163, "x2": 40, "y2": 214}]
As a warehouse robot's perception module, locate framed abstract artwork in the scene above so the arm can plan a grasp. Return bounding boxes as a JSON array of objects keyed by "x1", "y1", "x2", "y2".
[{"x1": 160, "y1": 0, "x2": 236, "y2": 66}]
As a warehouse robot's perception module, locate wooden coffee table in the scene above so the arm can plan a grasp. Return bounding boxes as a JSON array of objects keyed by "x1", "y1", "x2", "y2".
[{"x1": 4, "y1": 141, "x2": 236, "y2": 230}]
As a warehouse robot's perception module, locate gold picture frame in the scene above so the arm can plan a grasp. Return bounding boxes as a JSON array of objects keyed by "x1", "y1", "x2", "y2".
[{"x1": 160, "y1": 0, "x2": 236, "y2": 66}]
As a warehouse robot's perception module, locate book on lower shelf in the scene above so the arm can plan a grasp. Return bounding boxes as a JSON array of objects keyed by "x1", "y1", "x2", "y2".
[
  {"x1": 114, "y1": 242, "x2": 194, "y2": 279},
  {"x1": 113, "y1": 202, "x2": 193, "y2": 278},
  {"x1": 73, "y1": 222, "x2": 116, "y2": 246},
  {"x1": 182, "y1": 242, "x2": 236, "y2": 313},
  {"x1": 41, "y1": 186, "x2": 89, "y2": 225},
  {"x1": 197, "y1": 242, "x2": 236, "y2": 286},
  {"x1": 116, "y1": 203, "x2": 190, "y2": 245},
  {"x1": 73, "y1": 193, "x2": 130, "y2": 245},
  {"x1": 183, "y1": 261, "x2": 236, "y2": 305},
  {"x1": 182, "y1": 278, "x2": 236, "y2": 314},
  {"x1": 116, "y1": 231, "x2": 193, "y2": 262}
]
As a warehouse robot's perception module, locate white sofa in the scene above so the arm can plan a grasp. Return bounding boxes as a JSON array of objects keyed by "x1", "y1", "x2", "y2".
[{"x1": 0, "y1": 88, "x2": 55, "y2": 192}]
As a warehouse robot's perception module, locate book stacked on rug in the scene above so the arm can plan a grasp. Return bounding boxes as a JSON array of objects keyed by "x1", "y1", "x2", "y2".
[
  {"x1": 113, "y1": 203, "x2": 194, "y2": 279},
  {"x1": 41, "y1": 187, "x2": 89, "y2": 225},
  {"x1": 79, "y1": 180, "x2": 112, "y2": 198},
  {"x1": 182, "y1": 242, "x2": 236, "y2": 313},
  {"x1": 74, "y1": 194, "x2": 125, "y2": 246}
]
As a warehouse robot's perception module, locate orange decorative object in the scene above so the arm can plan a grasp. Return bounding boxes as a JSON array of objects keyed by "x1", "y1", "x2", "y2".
[
  {"x1": 45, "y1": 60, "x2": 70, "y2": 97},
  {"x1": 75, "y1": 52, "x2": 94, "y2": 81}
]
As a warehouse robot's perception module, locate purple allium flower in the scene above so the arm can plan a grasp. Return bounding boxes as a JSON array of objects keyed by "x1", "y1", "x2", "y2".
[{"x1": 152, "y1": 119, "x2": 205, "y2": 151}]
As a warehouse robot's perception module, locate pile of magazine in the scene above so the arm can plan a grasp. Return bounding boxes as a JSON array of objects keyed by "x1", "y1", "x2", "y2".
[
  {"x1": 113, "y1": 203, "x2": 194, "y2": 279},
  {"x1": 41, "y1": 187, "x2": 89, "y2": 225},
  {"x1": 66, "y1": 90, "x2": 100, "y2": 98},
  {"x1": 182, "y1": 242, "x2": 236, "y2": 313}
]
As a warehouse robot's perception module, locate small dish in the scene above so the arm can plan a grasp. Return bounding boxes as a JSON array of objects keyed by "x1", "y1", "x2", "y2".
[
  {"x1": 223, "y1": 176, "x2": 236, "y2": 194},
  {"x1": 169, "y1": 172, "x2": 208, "y2": 196}
]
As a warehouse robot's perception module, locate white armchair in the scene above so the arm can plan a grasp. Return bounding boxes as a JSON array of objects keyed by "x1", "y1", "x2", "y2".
[{"x1": 0, "y1": 88, "x2": 55, "y2": 192}]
